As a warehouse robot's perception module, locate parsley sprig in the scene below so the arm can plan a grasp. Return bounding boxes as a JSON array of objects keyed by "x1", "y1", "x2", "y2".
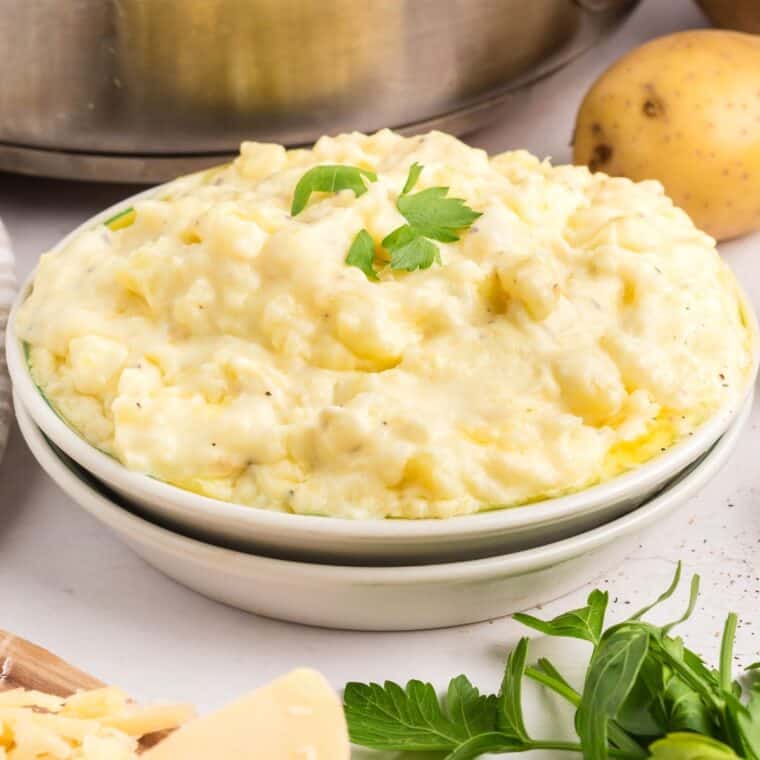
[
  {"x1": 290, "y1": 165, "x2": 377, "y2": 216},
  {"x1": 288, "y1": 161, "x2": 480, "y2": 278},
  {"x1": 359, "y1": 161, "x2": 481, "y2": 276},
  {"x1": 345, "y1": 563, "x2": 760, "y2": 760}
]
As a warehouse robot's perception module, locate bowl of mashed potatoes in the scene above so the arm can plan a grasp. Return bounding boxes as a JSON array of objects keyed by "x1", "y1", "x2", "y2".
[{"x1": 8, "y1": 130, "x2": 757, "y2": 563}]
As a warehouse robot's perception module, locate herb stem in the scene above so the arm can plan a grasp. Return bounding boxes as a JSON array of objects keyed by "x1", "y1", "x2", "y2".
[
  {"x1": 528, "y1": 740, "x2": 640, "y2": 759},
  {"x1": 719, "y1": 612, "x2": 738, "y2": 693},
  {"x1": 528, "y1": 740, "x2": 586, "y2": 753},
  {"x1": 525, "y1": 666, "x2": 580, "y2": 706},
  {"x1": 524, "y1": 666, "x2": 646, "y2": 758}
]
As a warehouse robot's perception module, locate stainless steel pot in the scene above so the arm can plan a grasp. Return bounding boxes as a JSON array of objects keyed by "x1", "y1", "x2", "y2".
[{"x1": 0, "y1": 0, "x2": 638, "y2": 182}]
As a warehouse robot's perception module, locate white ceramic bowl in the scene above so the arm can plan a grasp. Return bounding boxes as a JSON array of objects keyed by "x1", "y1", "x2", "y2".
[
  {"x1": 0, "y1": 219, "x2": 15, "y2": 466},
  {"x1": 13, "y1": 390, "x2": 752, "y2": 630},
  {"x1": 7, "y1": 191, "x2": 759, "y2": 564}
]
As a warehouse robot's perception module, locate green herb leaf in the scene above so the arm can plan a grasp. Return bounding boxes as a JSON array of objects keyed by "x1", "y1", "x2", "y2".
[
  {"x1": 720, "y1": 614, "x2": 739, "y2": 693},
  {"x1": 397, "y1": 186, "x2": 482, "y2": 243},
  {"x1": 514, "y1": 589, "x2": 609, "y2": 645},
  {"x1": 383, "y1": 224, "x2": 441, "y2": 272},
  {"x1": 664, "y1": 673, "x2": 715, "y2": 736},
  {"x1": 649, "y1": 733, "x2": 740, "y2": 760},
  {"x1": 497, "y1": 638, "x2": 530, "y2": 740},
  {"x1": 577, "y1": 625, "x2": 650, "y2": 760},
  {"x1": 343, "y1": 678, "x2": 498, "y2": 752},
  {"x1": 662, "y1": 574, "x2": 701, "y2": 634},
  {"x1": 736, "y1": 679, "x2": 760, "y2": 760},
  {"x1": 345, "y1": 228, "x2": 378, "y2": 280},
  {"x1": 532, "y1": 658, "x2": 581, "y2": 705},
  {"x1": 290, "y1": 164, "x2": 377, "y2": 215},
  {"x1": 616, "y1": 649, "x2": 668, "y2": 737},
  {"x1": 345, "y1": 564, "x2": 760, "y2": 760},
  {"x1": 447, "y1": 675, "x2": 499, "y2": 738},
  {"x1": 402, "y1": 161, "x2": 424, "y2": 195},
  {"x1": 630, "y1": 562, "x2": 683, "y2": 621},
  {"x1": 656, "y1": 637, "x2": 722, "y2": 707}
]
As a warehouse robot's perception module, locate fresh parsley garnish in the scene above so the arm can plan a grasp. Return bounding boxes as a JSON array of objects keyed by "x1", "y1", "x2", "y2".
[
  {"x1": 382, "y1": 224, "x2": 441, "y2": 271},
  {"x1": 345, "y1": 229, "x2": 379, "y2": 281},
  {"x1": 341, "y1": 162, "x2": 481, "y2": 278},
  {"x1": 290, "y1": 165, "x2": 377, "y2": 216},
  {"x1": 401, "y1": 161, "x2": 424, "y2": 195},
  {"x1": 396, "y1": 186, "x2": 482, "y2": 243},
  {"x1": 345, "y1": 563, "x2": 760, "y2": 760}
]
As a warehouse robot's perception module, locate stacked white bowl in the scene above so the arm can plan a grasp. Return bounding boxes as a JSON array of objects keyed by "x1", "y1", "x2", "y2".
[
  {"x1": 0, "y1": 220, "x2": 15, "y2": 465},
  {"x1": 6, "y1": 197, "x2": 759, "y2": 631}
]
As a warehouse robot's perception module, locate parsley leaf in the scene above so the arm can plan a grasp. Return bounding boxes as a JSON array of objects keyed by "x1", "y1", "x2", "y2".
[
  {"x1": 346, "y1": 564, "x2": 760, "y2": 760},
  {"x1": 290, "y1": 165, "x2": 377, "y2": 215},
  {"x1": 448, "y1": 675, "x2": 500, "y2": 738},
  {"x1": 497, "y1": 637, "x2": 530, "y2": 741},
  {"x1": 343, "y1": 677, "x2": 498, "y2": 752},
  {"x1": 383, "y1": 224, "x2": 441, "y2": 271},
  {"x1": 380, "y1": 163, "x2": 481, "y2": 272},
  {"x1": 397, "y1": 185, "x2": 482, "y2": 243},
  {"x1": 345, "y1": 229, "x2": 378, "y2": 280},
  {"x1": 401, "y1": 161, "x2": 424, "y2": 194}
]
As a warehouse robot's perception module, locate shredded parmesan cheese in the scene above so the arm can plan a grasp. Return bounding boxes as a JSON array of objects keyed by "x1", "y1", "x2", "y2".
[{"x1": 0, "y1": 687, "x2": 193, "y2": 759}]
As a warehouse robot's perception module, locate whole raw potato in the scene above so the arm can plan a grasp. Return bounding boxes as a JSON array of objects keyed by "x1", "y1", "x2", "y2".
[{"x1": 573, "y1": 30, "x2": 760, "y2": 241}]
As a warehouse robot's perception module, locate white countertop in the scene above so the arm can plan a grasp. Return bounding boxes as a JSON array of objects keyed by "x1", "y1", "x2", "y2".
[{"x1": 1, "y1": 0, "x2": 759, "y2": 721}]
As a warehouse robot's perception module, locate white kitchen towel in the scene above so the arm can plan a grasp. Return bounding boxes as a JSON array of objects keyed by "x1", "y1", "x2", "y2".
[{"x1": 0, "y1": 220, "x2": 16, "y2": 465}]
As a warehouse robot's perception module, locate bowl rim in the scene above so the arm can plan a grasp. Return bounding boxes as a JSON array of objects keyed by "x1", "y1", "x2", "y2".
[
  {"x1": 13, "y1": 386, "x2": 751, "y2": 580},
  {"x1": 6, "y1": 183, "x2": 760, "y2": 542}
]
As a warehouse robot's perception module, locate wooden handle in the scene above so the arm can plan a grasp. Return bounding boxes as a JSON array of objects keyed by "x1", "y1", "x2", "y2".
[
  {"x1": 0, "y1": 629, "x2": 103, "y2": 695},
  {"x1": 0, "y1": 630, "x2": 171, "y2": 752}
]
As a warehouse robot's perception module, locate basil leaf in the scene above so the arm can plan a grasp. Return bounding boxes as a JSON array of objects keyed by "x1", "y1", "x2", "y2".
[
  {"x1": 345, "y1": 228, "x2": 378, "y2": 280},
  {"x1": 291, "y1": 164, "x2": 377, "y2": 215},
  {"x1": 514, "y1": 589, "x2": 609, "y2": 645}
]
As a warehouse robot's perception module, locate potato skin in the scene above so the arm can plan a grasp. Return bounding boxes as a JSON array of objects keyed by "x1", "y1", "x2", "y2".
[{"x1": 573, "y1": 30, "x2": 760, "y2": 241}]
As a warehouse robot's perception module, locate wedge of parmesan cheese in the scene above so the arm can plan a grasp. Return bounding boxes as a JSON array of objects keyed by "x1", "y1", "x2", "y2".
[{"x1": 143, "y1": 669, "x2": 350, "y2": 760}]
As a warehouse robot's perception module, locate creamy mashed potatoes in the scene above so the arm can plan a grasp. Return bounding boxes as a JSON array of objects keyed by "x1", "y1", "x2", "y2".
[{"x1": 16, "y1": 130, "x2": 755, "y2": 518}]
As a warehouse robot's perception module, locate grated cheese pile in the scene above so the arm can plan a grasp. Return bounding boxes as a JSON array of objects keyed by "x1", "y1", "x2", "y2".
[{"x1": 0, "y1": 686, "x2": 193, "y2": 759}]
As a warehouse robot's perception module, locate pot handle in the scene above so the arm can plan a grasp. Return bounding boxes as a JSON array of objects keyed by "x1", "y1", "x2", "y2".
[{"x1": 573, "y1": 0, "x2": 635, "y2": 12}]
